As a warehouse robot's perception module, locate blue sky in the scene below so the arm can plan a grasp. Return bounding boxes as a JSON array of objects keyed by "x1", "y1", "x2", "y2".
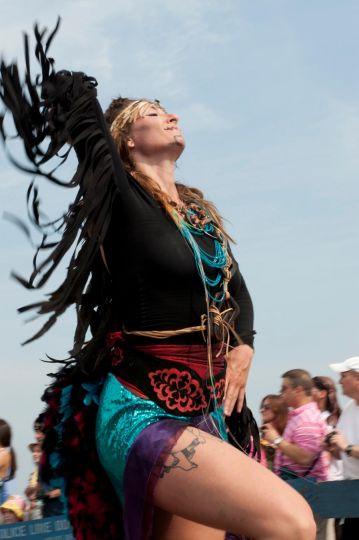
[{"x1": 1, "y1": 0, "x2": 358, "y2": 490}]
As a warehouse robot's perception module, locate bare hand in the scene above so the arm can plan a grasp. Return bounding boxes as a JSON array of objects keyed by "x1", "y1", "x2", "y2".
[
  {"x1": 261, "y1": 423, "x2": 280, "y2": 444},
  {"x1": 329, "y1": 431, "x2": 348, "y2": 452},
  {"x1": 224, "y1": 344, "x2": 253, "y2": 415},
  {"x1": 48, "y1": 489, "x2": 61, "y2": 499}
]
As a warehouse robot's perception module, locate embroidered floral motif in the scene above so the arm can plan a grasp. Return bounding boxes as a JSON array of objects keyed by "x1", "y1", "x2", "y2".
[
  {"x1": 149, "y1": 368, "x2": 207, "y2": 412},
  {"x1": 207, "y1": 378, "x2": 225, "y2": 403}
]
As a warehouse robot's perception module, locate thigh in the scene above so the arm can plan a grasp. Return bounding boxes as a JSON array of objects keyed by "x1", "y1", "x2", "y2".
[
  {"x1": 153, "y1": 426, "x2": 314, "y2": 539},
  {"x1": 153, "y1": 509, "x2": 225, "y2": 540}
]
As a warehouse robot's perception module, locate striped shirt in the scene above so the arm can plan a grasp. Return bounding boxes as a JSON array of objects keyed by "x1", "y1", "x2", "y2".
[{"x1": 274, "y1": 402, "x2": 329, "y2": 481}]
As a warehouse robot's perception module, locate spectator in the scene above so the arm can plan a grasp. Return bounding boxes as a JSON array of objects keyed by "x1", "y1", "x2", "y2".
[
  {"x1": 0, "y1": 419, "x2": 17, "y2": 504},
  {"x1": 25, "y1": 442, "x2": 42, "y2": 520},
  {"x1": 37, "y1": 482, "x2": 64, "y2": 518},
  {"x1": 32, "y1": 414, "x2": 64, "y2": 518},
  {"x1": 33, "y1": 414, "x2": 46, "y2": 447},
  {"x1": 312, "y1": 376, "x2": 343, "y2": 480},
  {"x1": 312, "y1": 376, "x2": 342, "y2": 428},
  {"x1": 259, "y1": 394, "x2": 288, "y2": 470},
  {"x1": 262, "y1": 369, "x2": 328, "y2": 540},
  {"x1": 327, "y1": 356, "x2": 359, "y2": 539},
  {"x1": 313, "y1": 376, "x2": 343, "y2": 540},
  {"x1": 0, "y1": 495, "x2": 25, "y2": 523}
]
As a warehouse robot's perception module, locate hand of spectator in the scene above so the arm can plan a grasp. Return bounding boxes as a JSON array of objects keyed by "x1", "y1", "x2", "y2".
[
  {"x1": 47, "y1": 489, "x2": 61, "y2": 499},
  {"x1": 224, "y1": 344, "x2": 253, "y2": 415},
  {"x1": 329, "y1": 431, "x2": 348, "y2": 452},
  {"x1": 261, "y1": 423, "x2": 280, "y2": 444}
]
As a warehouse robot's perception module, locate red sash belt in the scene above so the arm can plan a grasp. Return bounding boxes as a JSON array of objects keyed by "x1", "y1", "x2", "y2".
[{"x1": 107, "y1": 331, "x2": 225, "y2": 416}]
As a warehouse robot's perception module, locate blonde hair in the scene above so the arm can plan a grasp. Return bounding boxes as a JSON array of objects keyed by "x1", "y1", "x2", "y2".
[
  {"x1": 105, "y1": 97, "x2": 232, "y2": 240},
  {"x1": 110, "y1": 99, "x2": 162, "y2": 139}
]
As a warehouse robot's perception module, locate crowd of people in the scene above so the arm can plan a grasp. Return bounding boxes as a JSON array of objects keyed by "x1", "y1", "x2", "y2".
[
  {"x1": 0, "y1": 414, "x2": 63, "y2": 525},
  {"x1": 259, "y1": 357, "x2": 359, "y2": 540},
  {"x1": 1, "y1": 356, "x2": 358, "y2": 539}
]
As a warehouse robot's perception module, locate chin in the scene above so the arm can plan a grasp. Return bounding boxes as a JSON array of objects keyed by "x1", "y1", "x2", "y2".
[{"x1": 174, "y1": 134, "x2": 186, "y2": 148}]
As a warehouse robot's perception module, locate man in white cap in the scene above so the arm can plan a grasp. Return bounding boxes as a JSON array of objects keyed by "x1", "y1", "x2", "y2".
[{"x1": 328, "y1": 356, "x2": 359, "y2": 538}]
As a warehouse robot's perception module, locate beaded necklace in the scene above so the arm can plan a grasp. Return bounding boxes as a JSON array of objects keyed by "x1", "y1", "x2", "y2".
[
  {"x1": 170, "y1": 201, "x2": 230, "y2": 304},
  {"x1": 170, "y1": 200, "x2": 235, "y2": 438}
]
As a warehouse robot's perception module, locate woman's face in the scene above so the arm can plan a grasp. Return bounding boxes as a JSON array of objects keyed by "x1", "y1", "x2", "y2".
[
  {"x1": 127, "y1": 104, "x2": 185, "y2": 161},
  {"x1": 1, "y1": 509, "x2": 18, "y2": 524},
  {"x1": 260, "y1": 400, "x2": 275, "y2": 424},
  {"x1": 34, "y1": 429, "x2": 45, "y2": 445},
  {"x1": 32, "y1": 448, "x2": 41, "y2": 464},
  {"x1": 312, "y1": 386, "x2": 326, "y2": 407}
]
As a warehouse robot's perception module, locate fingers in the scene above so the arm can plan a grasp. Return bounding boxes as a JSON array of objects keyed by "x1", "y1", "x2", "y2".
[
  {"x1": 224, "y1": 384, "x2": 244, "y2": 416},
  {"x1": 224, "y1": 390, "x2": 235, "y2": 416},
  {"x1": 236, "y1": 388, "x2": 245, "y2": 413},
  {"x1": 224, "y1": 375, "x2": 229, "y2": 398}
]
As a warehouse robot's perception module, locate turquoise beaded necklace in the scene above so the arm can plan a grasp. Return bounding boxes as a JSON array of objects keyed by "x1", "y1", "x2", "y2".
[{"x1": 172, "y1": 202, "x2": 229, "y2": 303}]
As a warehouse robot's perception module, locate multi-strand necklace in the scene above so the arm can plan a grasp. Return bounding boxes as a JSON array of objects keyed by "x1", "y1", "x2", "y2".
[{"x1": 171, "y1": 201, "x2": 230, "y2": 303}]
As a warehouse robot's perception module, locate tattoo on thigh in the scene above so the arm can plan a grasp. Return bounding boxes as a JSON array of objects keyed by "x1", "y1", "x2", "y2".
[{"x1": 160, "y1": 430, "x2": 206, "y2": 477}]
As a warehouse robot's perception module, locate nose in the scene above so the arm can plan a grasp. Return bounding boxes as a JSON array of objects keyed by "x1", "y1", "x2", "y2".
[{"x1": 167, "y1": 112, "x2": 179, "y2": 123}]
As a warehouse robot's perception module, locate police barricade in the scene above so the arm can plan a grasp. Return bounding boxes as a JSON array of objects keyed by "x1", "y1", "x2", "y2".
[
  {"x1": 0, "y1": 516, "x2": 74, "y2": 539},
  {"x1": 1, "y1": 481, "x2": 359, "y2": 537},
  {"x1": 286, "y1": 478, "x2": 359, "y2": 518}
]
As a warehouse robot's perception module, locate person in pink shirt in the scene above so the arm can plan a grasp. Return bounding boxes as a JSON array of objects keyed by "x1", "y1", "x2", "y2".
[
  {"x1": 262, "y1": 369, "x2": 328, "y2": 481},
  {"x1": 262, "y1": 369, "x2": 329, "y2": 540}
]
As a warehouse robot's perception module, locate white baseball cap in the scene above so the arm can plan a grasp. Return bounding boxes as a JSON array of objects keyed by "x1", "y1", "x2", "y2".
[{"x1": 329, "y1": 356, "x2": 359, "y2": 373}]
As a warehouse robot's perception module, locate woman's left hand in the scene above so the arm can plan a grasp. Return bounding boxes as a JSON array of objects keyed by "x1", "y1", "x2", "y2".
[{"x1": 224, "y1": 344, "x2": 254, "y2": 416}]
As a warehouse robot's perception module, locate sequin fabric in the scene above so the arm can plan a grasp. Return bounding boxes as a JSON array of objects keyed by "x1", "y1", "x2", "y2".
[{"x1": 95, "y1": 374, "x2": 227, "y2": 504}]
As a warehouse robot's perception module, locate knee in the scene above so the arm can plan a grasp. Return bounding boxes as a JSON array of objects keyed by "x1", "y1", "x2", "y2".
[
  {"x1": 294, "y1": 515, "x2": 316, "y2": 540},
  {"x1": 282, "y1": 505, "x2": 316, "y2": 540}
]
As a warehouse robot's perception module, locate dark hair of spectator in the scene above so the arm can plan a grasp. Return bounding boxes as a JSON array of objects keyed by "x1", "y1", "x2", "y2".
[
  {"x1": 282, "y1": 369, "x2": 313, "y2": 396},
  {"x1": 312, "y1": 375, "x2": 342, "y2": 426},
  {"x1": 260, "y1": 394, "x2": 288, "y2": 435},
  {"x1": 0, "y1": 419, "x2": 17, "y2": 479},
  {"x1": 33, "y1": 413, "x2": 45, "y2": 432}
]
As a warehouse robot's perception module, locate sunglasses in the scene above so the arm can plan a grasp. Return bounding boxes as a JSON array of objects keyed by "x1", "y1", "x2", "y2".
[{"x1": 260, "y1": 404, "x2": 271, "y2": 411}]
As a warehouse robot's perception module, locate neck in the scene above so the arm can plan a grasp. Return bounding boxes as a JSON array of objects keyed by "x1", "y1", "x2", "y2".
[
  {"x1": 317, "y1": 399, "x2": 325, "y2": 412},
  {"x1": 294, "y1": 396, "x2": 313, "y2": 409},
  {"x1": 134, "y1": 157, "x2": 180, "y2": 204}
]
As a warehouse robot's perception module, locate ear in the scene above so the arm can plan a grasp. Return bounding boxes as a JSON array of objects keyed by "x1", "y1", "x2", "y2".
[{"x1": 127, "y1": 137, "x2": 135, "y2": 149}]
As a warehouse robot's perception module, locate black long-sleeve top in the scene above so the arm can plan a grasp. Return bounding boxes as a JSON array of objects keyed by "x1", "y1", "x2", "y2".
[{"x1": 103, "y1": 171, "x2": 255, "y2": 348}]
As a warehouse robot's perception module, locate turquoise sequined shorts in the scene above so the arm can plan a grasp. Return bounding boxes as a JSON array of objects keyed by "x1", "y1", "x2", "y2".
[{"x1": 95, "y1": 373, "x2": 227, "y2": 504}]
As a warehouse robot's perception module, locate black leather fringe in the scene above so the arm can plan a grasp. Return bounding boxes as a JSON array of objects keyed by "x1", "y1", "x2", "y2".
[
  {"x1": 0, "y1": 19, "x2": 125, "y2": 375},
  {"x1": 226, "y1": 397, "x2": 261, "y2": 460}
]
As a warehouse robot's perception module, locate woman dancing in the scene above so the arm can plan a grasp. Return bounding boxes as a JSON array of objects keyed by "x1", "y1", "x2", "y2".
[{"x1": 0, "y1": 21, "x2": 315, "y2": 540}]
